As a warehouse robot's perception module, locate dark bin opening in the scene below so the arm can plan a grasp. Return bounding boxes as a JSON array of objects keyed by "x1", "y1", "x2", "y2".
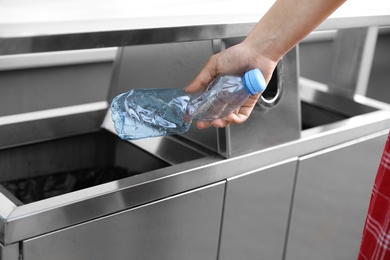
[
  {"x1": 300, "y1": 88, "x2": 378, "y2": 131},
  {"x1": 1, "y1": 166, "x2": 134, "y2": 204},
  {"x1": 301, "y1": 101, "x2": 349, "y2": 130},
  {"x1": 0, "y1": 130, "x2": 169, "y2": 204}
]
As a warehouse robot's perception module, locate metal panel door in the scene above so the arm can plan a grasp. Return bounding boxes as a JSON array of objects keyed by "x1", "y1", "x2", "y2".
[
  {"x1": 0, "y1": 243, "x2": 19, "y2": 260},
  {"x1": 285, "y1": 132, "x2": 388, "y2": 260},
  {"x1": 218, "y1": 158, "x2": 298, "y2": 260},
  {"x1": 23, "y1": 182, "x2": 225, "y2": 260}
]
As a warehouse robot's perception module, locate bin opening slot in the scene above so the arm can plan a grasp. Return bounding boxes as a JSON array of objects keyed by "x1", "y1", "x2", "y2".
[{"x1": 0, "y1": 130, "x2": 170, "y2": 204}]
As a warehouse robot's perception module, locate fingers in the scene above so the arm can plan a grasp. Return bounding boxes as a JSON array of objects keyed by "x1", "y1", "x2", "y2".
[
  {"x1": 196, "y1": 94, "x2": 261, "y2": 129},
  {"x1": 196, "y1": 113, "x2": 249, "y2": 129},
  {"x1": 196, "y1": 120, "x2": 213, "y2": 129},
  {"x1": 185, "y1": 45, "x2": 269, "y2": 129},
  {"x1": 196, "y1": 119, "x2": 228, "y2": 129}
]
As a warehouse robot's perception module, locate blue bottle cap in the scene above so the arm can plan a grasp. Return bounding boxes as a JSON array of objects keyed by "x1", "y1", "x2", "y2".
[{"x1": 243, "y1": 68, "x2": 266, "y2": 95}]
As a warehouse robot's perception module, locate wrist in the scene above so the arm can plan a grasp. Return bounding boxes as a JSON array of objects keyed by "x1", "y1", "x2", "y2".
[{"x1": 238, "y1": 40, "x2": 279, "y2": 84}]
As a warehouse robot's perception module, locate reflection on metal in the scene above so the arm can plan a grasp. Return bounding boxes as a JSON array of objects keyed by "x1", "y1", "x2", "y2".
[
  {"x1": 0, "y1": 186, "x2": 18, "y2": 222},
  {"x1": 356, "y1": 26, "x2": 379, "y2": 96},
  {"x1": 0, "y1": 48, "x2": 117, "y2": 71},
  {"x1": 211, "y1": 39, "x2": 225, "y2": 54},
  {"x1": 301, "y1": 30, "x2": 338, "y2": 43},
  {"x1": 209, "y1": 39, "x2": 300, "y2": 158},
  {"x1": 0, "y1": 101, "x2": 108, "y2": 149},
  {"x1": 0, "y1": 242, "x2": 19, "y2": 260},
  {"x1": 0, "y1": 101, "x2": 107, "y2": 126},
  {"x1": 257, "y1": 61, "x2": 284, "y2": 108},
  {"x1": 286, "y1": 131, "x2": 388, "y2": 260},
  {"x1": 102, "y1": 110, "x2": 216, "y2": 164},
  {"x1": 0, "y1": 23, "x2": 255, "y2": 55},
  {"x1": 1, "y1": 15, "x2": 390, "y2": 55},
  {"x1": 300, "y1": 79, "x2": 377, "y2": 118},
  {"x1": 105, "y1": 40, "x2": 220, "y2": 154},
  {"x1": 1, "y1": 86, "x2": 389, "y2": 245},
  {"x1": 0, "y1": 9, "x2": 390, "y2": 259},
  {"x1": 22, "y1": 182, "x2": 225, "y2": 260},
  {"x1": 328, "y1": 27, "x2": 379, "y2": 97},
  {"x1": 219, "y1": 158, "x2": 298, "y2": 260}
]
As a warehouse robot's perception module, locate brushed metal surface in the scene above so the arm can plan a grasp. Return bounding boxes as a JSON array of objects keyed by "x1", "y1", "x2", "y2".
[
  {"x1": 0, "y1": 242, "x2": 19, "y2": 260},
  {"x1": 219, "y1": 158, "x2": 298, "y2": 260},
  {"x1": 0, "y1": 48, "x2": 117, "y2": 71},
  {"x1": 107, "y1": 40, "x2": 220, "y2": 153},
  {"x1": 1, "y1": 87, "x2": 389, "y2": 245},
  {"x1": 0, "y1": 63, "x2": 112, "y2": 116},
  {"x1": 108, "y1": 37, "x2": 300, "y2": 158},
  {"x1": 0, "y1": 102, "x2": 107, "y2": 150},
  {"x1": 23, "y1": 181, "x2": 225, "y2": 260},
  {"x1": 219, "y1": 45, "x2": 300, "y2": 157},
  {"x1": 102, "y1": 110, "x2": 216, "y2": 165},
  {"x1": 0, "y1": 5, "x2": 389, "y2": 255},
  {"x1": 180, "y1": 39, "x2": 300, "y2": 157},
  {"x1": 328, "y1": 27, "x2": 378, "y2": 97},
  {"x1": 285, "y1": 132, "x2": 388, "y2": 260},
  {"x1": 0, "y1": 130, "x2": 169, "y2": 184},
  {"x1": 0, "y1": 0, "x2": 390, "y2": 55},
  {"x1": 300, "y1": 79, "x2": 378, "y2": 118},
  {"x1": 0, "y1": 23, "x2": 256, "y2": 55}
]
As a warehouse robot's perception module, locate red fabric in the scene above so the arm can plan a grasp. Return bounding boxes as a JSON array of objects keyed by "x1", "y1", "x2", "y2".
[{"x1": 358, "y1": 132, "x2": 390, "y2": 260}]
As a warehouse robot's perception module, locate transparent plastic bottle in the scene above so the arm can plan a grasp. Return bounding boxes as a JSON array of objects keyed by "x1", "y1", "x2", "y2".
[{"x1": 110, "y1": 68, "x2": 266, "y2": 140}]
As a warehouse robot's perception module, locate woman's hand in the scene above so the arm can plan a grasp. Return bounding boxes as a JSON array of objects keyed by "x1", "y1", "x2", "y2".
[{"x1": 184, "y1": 41, "x2": 278, "y2": 129}]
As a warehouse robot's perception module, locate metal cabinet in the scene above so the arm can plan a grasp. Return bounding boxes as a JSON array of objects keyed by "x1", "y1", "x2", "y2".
[
  {"x1": 22, "y1": 181, "x2": 225, "y2": 260},
  {"x1": 111, "y1": 41, "x2": 300, "y2": 158},
  {"x1": 285, "y1": 132, "x2": 388, "y2": 260},
  {"x1": 0, "y1": 243, "x2": 19, "y2": 260},
  {"x1": 218, "y1": 158, "x2": 298, "y2": 260}
]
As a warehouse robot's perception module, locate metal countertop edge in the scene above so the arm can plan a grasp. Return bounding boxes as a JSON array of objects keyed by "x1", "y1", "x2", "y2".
[
  {"x1": 1, "y1": 108, "x2": 390, "y2": 245},
  {"x1": 1, "y1": 15, "x2": 390, "y2": 55},
  {"x1": 0, "y1": 23, "x2": 256, "y2": 55}
]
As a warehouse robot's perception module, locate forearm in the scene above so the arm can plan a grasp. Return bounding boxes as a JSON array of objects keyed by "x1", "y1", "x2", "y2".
[
  {"x1": 186, "y1": 0, "x2": 346, "y2": 128},
  {"x1": 244, "y1": 0, "x2": 346, "y2": 62}
]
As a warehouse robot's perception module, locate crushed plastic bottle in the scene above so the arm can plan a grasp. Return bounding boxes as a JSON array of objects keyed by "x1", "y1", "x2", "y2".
[{"x1": 110, "y1": 68, "x2": 266, "y2": 140}]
